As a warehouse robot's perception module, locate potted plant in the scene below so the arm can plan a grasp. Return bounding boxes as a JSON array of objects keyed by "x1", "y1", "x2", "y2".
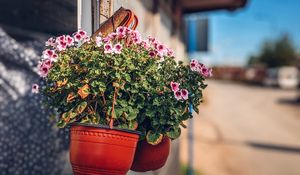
[
  {"x1": 33, "y1": 25, "x2": 211, "y2": 174},
  {"x1": 32, "y1": 27, "x2": 159, "y2": 175},
  {"x1": 129, "y1": 37, "x2": 212, "y2": 172}
]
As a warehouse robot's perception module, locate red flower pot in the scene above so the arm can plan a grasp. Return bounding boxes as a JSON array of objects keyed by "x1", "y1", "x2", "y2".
[
  {"x1": 131, "y1": 137, "x2": 171, "y2": 172},
  {"x1": 70, "y1": 124, "x2": 140, "y2": 175}
]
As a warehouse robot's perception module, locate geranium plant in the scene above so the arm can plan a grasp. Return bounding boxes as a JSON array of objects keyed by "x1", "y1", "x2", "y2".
[{"x1": 33, "y1": 27, "x2": 212, "y2": 145}]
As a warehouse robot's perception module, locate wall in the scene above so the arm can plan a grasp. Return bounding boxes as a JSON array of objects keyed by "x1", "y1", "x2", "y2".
[{"x1": 113, "y1": 0, "x2": 187, "y2": 62}]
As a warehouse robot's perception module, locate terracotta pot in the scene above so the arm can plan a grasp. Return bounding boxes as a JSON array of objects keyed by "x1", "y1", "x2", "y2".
[
  {"x1": 70, "y1": 123, "x2": 140, "y2": 175},
  {"x1": 131, "y1": 137, "x2": 171, "y2": 172}
]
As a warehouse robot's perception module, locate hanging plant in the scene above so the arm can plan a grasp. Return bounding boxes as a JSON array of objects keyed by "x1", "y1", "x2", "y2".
[{"x1": 33, "y1": 26, "x2": 212, "y2": 174}]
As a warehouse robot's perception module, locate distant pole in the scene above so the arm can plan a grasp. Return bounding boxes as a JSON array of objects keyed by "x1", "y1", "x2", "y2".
[{"x1": 187, "y1": 103, "x2": 194, "y2": 175}]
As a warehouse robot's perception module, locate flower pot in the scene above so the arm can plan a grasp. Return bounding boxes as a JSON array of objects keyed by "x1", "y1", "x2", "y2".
[
  {"x1": 70, "y1": 123, "x2": 140, "y2": 175},
  {"x1": 131, "y1": 137, "x2": 171, "y2": 172}
]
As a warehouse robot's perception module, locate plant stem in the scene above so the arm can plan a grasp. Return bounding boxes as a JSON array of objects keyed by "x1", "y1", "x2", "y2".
[{"x1": 110, "y1": 86, "x2": 119, "y2": 128}]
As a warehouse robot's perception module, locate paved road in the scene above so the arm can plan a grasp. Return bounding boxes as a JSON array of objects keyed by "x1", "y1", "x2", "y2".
[{"x1": 180, "y1": 80, "x2": 300, "y2": 175}]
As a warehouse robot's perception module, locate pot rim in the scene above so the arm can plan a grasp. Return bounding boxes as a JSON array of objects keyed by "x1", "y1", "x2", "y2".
[{"x1": 70, "y1": 122, "x2": 142, "y2": 136}]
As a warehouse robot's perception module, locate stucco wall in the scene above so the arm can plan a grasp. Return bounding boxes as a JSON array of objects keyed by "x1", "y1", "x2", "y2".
[{"x1": 113, "y1": 0, "x2": 187, "y2": 62}]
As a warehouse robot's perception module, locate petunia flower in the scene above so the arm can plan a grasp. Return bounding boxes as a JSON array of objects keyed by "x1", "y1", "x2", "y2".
[
  {"x1": 32, "y1": 84, "x2": 39, "y2": 93},
  {"x1": 170, "y1": 81, "x2": 180, "y2": 92},
  {"x1": 147, "y1": 36, "x2": 156, "y2": 44},
  {"x1": 82, "y1": 36, "x2": 91, "y2": 44},
  {"x1": 42, "y1": 49, "x2": 54, "y2": 59},
  {"x1": 74, "y1": 33, "x2": 82, "y2": 42},
  {"x1": 56, "y1": 35, "x2": 66, "y2": 42},
  {"x1": 45, "y1": 37, "x2": 56, "y2": 47},
  {"x1": 38, "y1": 64, "x2": 50, "y2": 77},
  {"x1": 43, "y1": 59, "x2": 52, "y2": 68},
  {"x1": 181, "y1": 89, "x2": 189, "y2": 100},
  {"x1": 190, "y1": 59, "x2": 199, "y2": 71},
  {"x1": 108, "y1": 32, "x2": 117, "y2": 40},
  {"x1": 174, "y1": 90, "x2": 183, "y2": 100},
  {"x1": 102, "y1": 36, "x2": 110, "y2": 43},
  {"x1": 200, "y1": 66, "x2": 213, "y2": 78},
  {"x1": 156, "y1": 44, "x2": 165, "y2": 53},
  {"x1": 166, "y1": 48, "x2": 174, "y2": 57},
  {"x1": 149, "y1": 51, "x2": 156, "y2": 58},
  {"x1": 141, "y1": 40, "x2": 150, "y2": 49},
  {"x1": 104, "y1": 43, "x2": 113, "y2": 54},
  {"x1": 51, "y1": 53, "x2": 58, "y2": 62},
  {"x1": 116, "y1": 26, "x2": 127, "y2": 38},
  {"x1": 116, "y1": 26, "x2": 126, "y2": 34},
  {"x1": 113, "y1": 43, "x2": 122, "y2": 54},
  {"x1": 78, "y1": 30, "x2": 87, "y2": 37},
  {"x1": 95, "y1": 36, "x2": 103, "y2": 47},
  {"x1": 57, "y1": 40, "x2": 67, "y2": 51},
  {"x1": 66, "y1": 35, "x2": 74, "y2": 46}
]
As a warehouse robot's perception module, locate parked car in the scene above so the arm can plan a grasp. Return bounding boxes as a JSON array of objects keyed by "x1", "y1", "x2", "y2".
[
  {"x1": 278, "y1": 66, "x2": 299, "y2": 89},
  {"x1": 264, "y1": 68, "x2": 279, "y2": 87}
]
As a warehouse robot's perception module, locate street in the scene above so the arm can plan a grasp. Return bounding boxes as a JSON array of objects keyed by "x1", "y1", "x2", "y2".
[{"x1": 180, "y1": 80, "x2": 300, "y2": 175}]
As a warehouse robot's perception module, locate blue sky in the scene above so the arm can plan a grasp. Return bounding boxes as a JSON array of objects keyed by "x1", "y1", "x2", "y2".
[{"x1": 190, "y1": 0, "x2": 300, "y2": 66}]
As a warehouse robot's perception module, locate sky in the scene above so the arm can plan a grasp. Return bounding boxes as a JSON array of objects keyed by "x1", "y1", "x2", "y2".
[{"x1": 190, "y1": 0, "x2": 300, "y2": 66}]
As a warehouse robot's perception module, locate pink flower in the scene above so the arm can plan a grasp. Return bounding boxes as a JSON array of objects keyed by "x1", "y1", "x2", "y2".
[
  {"x1": 51, "y1": 53, "x2": 58, "y2": 62},
  {"x1": 32, "y1": 84, "x2": 39, "y2": 93},
  {"x1": 141, "y1": 40, "x2": 150, "y2": 49},
  {"x1": 116, "y1": 26, "x2": 126, "y2": 34},
  {"x1": 108, "y1": 32, "x2": 117, "y2": 40},
  {"x1": 181, "y1": 89, "x2": 189, "y2": 100},
  {"x1": 170, "y1": 81, "x2": 180, "y2": 92},
  {"x1": 57, "y1": 35, "x2": 66, "y2": 42},
  {"x1": 102, "y1": 37, "x2": 110, "y2": 43},
  {"x1": 129, "y1": 30, "x2": 141, "y2": 44},
  {"x1": 156, "y1": 44, "x2": 165, "y2": 52},
  {"x1": 174, "y1": 91, "x2": 183, "y2": 100},
  {"x1": 200, "y1": 66, "x2": 213, "y2": 78},
  {"x1": 74, "y1": 33, "x2": 82, "y2": 42},
  {"x1": 82, "y1": 36, "x2": 91, "y2": 44},
  {"x1": 149, "y1": 51, "x2": 156, "y2": 58},
  {"x1": 43, "y1": 59, "x2": 52, "y2": 67},
  {"x1": 38, "y1": 64, "x2": 50, "y2": 77},
  {"x1": 45, "y1": 37, "x2": 56, "y2": 47},
  {"x1": 104, "y1": 43, "x2": 113, "y2": 54},
  {"x1": 190, "y1": 59, "x2": 199, "y2": 71},
  {"x1": 78, "y1": 30, "x2": 87, "y2": 37},
  {"x1": 113, "y1": 43, "x2": 122, "y2": 54},
  {"x1": 66, "y1": 35, "x2": 74, "y2": 46},
  {"x1": 148, "y1": 36, "x2": 156, "y2": 43},
  {"x1": 166, "y1": 48, "x2": 174, "y2": 57},
  {"x1": 116, "y1": 26, "x2": 127, "y2": 38},
  {"x1": 95, "y1": 36, "x2": 103, "y2": 47},
  {"x1": 57, "y1": 41, "x2": 67, "y2": 51},
  {"x1": 42, "y1": 49, "x2": 54, "y2": 59}
]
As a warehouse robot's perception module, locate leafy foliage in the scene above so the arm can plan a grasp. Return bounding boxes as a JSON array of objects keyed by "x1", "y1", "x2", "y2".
[
  {"x1": 248, "y1": 34, "x2": 297, "y2": 68},
  {"x1": 37, "y1": 27, "x2": 211, "y2": 144}
]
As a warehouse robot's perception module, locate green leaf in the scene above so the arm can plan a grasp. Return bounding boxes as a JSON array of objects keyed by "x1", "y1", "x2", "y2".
[
  {"x1": 57, "y1": 119, "x2": 67, "y2": 128},
  {"x1": 166, "y1": 128, "x2": 181, "y2": 139},
  {"x1": 146, "y1": 130, "x2": 163, "y2": 145},
  {"x1": 114, "y1": 107, "x2": 123, "y2": 118},
  {"x1": 128, "y1": 120, "x2": 138, "y2": 130},
  {"x1": 126, "y1": 108, "x2": 138, "y2": 121},
  {"x1": 75, "y1": 102, "x2": 87, "y2": 114}
]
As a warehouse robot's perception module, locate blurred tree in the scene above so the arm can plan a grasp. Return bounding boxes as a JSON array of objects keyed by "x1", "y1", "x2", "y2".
[{"x1": 248, "y1": 34, "x2": 297, "y2": 68}]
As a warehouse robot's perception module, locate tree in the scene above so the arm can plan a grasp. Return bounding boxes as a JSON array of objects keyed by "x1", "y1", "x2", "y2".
[{"x1": 248, "y1": 33, "x2": 297, "y2": 68}]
